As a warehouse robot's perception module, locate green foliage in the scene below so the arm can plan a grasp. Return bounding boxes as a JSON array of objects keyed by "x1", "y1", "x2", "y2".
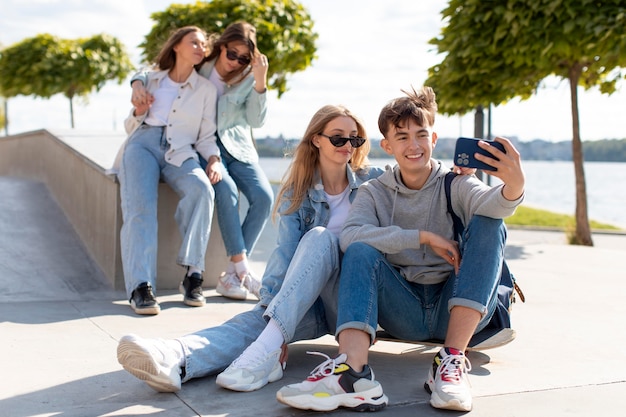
[
  {"x1": 0, "y1": 33, "x2": 134, "y2": 127},
  {"x1": 426, "y1": 0, "x2": 626, "y2": 246},
  {"x1": 426, "y1": 0, "x2": 626, "y2": 115},
  {"x1": 0, "y1": 33, "x2": 133, "y2": 100},
  {"x1": 139, "y1": 0, "x2": 317, "y2": 97},
  {"x1": 505, "y1": 205, "x2": 622, "y2": 231}
]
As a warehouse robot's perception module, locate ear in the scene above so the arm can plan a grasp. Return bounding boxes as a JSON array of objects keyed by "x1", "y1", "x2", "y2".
[
  {"x1": 431, "y1": 131, "x2": 438, "y2": 147},
  {"x1": 380, "y1": 138, "x2": 393, "y2": 155}
]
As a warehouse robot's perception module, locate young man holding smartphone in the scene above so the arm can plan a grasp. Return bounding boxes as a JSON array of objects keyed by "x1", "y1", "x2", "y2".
[{"x1": 276, "y1": 86, "x2": 525, "y2": 413}]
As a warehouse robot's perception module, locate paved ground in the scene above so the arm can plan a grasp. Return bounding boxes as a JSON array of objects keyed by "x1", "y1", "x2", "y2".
[{"x1": 1, "y1": 176, "x2": 625, "y2": 417}]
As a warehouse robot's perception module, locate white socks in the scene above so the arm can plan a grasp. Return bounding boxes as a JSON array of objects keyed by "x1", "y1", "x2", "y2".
[
  {"x1": 164, "y1": 339, "x2": 186, "y2": 368},
  {"x1": 233, "y1": 319, "x2": 284, "y2": 368},
  {"x1": 234, "y1": 259, "x2": 250, "y2": 279},
  {"x1": 255, "y1": 319, "x2": 284, "y2": 353}
]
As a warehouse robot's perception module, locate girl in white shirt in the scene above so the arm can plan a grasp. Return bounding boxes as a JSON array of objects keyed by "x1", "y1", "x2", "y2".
[{"x1": 115, "y1": 26, "x2": 220, "y2": 315}]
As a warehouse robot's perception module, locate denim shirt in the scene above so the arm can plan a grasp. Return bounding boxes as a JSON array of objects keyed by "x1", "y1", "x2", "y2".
[
  {"x1": 259, "y1": 164, "x2": 384, "y2": 306},
  {"x1": 198, "y1": 59, "x2": 267, "y2": 164}
]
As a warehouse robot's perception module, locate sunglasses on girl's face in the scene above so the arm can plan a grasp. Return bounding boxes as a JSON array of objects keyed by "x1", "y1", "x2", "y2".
[
  {"x1": 225, "y1": 49, "x2": 251, "y2": 66},
  {"x1": 319, "y1": 133, "x2": 366, "y2": 148}
]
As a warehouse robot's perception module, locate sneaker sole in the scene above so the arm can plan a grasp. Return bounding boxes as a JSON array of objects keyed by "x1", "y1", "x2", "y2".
[
  {"x1": 117, "y1": 337, "x2": 180, "y2": 393},
  {"x1": 216, "y1": 284, "x2": 248, "y2": 300},
  {"x1": 424, "y1": 375, "x2": 472, "y2": 411},
  {"x1": 276, "y1": 385, "x2": 388, "y2": 412},
  {"x1": 130, "y1": 302, "x2": 160, "y2": 315},
  {"x1": 216, "y1": 364, "x2": 283, "y2": 392},
  {"x1": 428, "y1": 387, "x2": 472, "y2": 412},
  {"x1": 178, "y1": 283, "x2": 206, "y2": 307}
]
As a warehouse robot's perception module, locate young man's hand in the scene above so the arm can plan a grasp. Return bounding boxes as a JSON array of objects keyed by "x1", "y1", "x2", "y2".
[
  {"x1": 420, "y1": 231, "x2": 460, "y2": 274},
  {"x1": 476, "y1": 137, "x2": 525, "y2": 201}
]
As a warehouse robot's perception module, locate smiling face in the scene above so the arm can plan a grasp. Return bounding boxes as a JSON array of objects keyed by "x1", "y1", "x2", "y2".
[{"x1": 380, "y1": 119, "x2": 438, "y2": 189}]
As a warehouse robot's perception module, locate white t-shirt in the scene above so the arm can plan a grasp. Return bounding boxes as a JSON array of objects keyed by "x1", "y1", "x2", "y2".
[
  {"x1": 208, "y1": 67, "x2": 226, "y2": 98},
  {"x1": 325, "y1": 185, "x2": 351, "y2": 238},
  {"x1": 144, "y1": 76, "x2": 182, "y2": 126}
]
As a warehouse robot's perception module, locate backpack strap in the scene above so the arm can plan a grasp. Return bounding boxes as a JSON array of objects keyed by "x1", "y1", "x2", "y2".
[{"x1": 444, "y1": 171, "x2": 464, "y2": 241}]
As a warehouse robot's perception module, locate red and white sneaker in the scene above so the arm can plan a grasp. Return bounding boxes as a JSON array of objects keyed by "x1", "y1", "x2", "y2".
[
  {"x1": 425, "y1": 347, "x2": 473, "y2": 411},
  {"x1": 276, "y1": 352, "x2": 388, "y2": 412}
]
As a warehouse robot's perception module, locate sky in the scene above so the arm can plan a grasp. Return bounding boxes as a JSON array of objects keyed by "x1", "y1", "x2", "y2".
[{"x1": 1, "y1": 0, "x2": 625, "y2": 142}]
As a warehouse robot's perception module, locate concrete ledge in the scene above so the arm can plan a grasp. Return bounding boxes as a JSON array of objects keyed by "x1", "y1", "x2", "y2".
[{"x1": 0, "y1": 129, "x2": 227, "y2": 290}]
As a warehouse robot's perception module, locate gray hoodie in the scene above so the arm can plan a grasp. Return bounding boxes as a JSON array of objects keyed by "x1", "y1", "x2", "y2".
[{"x1": 340, "y1": 159, "x2": 523, "y2": 285}]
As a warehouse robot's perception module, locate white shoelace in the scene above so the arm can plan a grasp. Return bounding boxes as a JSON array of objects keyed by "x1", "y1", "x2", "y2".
[
  {"x1": 305, "y1": 351, "x2": 348, "y2": 378},
  {"x1": 438, "y1": 354, "x2": 472, "y2": 384}
]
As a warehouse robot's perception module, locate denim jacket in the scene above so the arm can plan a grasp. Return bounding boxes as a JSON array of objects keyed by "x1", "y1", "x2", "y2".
[
  {"x1": 198, "y1": 59, "x2": 267, "y2": 164},
  {"x1": 259, "y1": 164, "x2": 384, "y2": 306}
]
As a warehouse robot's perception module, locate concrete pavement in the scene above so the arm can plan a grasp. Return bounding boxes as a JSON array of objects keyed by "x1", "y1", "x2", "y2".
[{"x1": 1, "y1": 175, "x2": 625, "y2": 417}]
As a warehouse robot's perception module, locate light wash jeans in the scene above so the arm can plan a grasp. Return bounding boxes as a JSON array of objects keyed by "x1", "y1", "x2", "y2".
[
  {"x1": 337, "y1": 216, "x2": 505, "y2": 343},
  {"x1": 211, "y1": 140, "x2": 273, "y2": 257},
  {"x1": 119, "y1": 125, "x2": 214, "y2": 298},
  {"x1": 179, "y1": 227, "x2": 340, "y2": 381}
]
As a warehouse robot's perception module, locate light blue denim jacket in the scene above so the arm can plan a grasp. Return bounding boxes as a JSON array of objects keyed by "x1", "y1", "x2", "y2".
[
  {"x1": 198, "y1": 59, "x2": 267, "y2": 164},
  {"x1": 259, "y1": 164, "x2": 384, "y2": 306},
  {"x1": 131, "y1": 59, "x2": 267, "y2": 164}
]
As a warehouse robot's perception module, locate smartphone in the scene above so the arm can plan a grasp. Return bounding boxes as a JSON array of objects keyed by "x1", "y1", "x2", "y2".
[{"x1": 454, "y1": 137, "x2": 506, "y2": 171}]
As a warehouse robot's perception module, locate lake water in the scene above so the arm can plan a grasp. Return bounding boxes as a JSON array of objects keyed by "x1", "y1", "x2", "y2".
[{"x1": 259, "y1": 158, "x2": 626, "y2": 229}]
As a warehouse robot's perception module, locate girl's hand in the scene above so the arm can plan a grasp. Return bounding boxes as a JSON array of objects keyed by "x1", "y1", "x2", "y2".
[
  {"x1": 205, "y1": 157, "x2": 223, "y2": 184},
  {"x1": 131, "y1": 80, "x2": 154, "y2": 108},
  {"x1": 452, "y1": 166, "x2": 477, "y2": 176},
  {"x1": 251, "y1": 53, "x2": 268, "y2": 93}
]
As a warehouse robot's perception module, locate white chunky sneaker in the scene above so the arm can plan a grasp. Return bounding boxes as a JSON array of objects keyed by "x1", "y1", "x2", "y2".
[
  {"x1": 276, "y1": 352, "x2": 388, "y2": 412},
  {"x1": 117, "y1": 334, "x2": 182, "y2": 392},
  {"x1": 216, "y1": 341, "x2": 283, "y2": 392},
  {"x1": 242, "y1": 271, "x2": 262, "y2": 300},
  {"x1": 216, "y1": 271, "x2": 248, "y2": 300},
  {"x1": 425, "y1": 347, "x2": 473, "y2": 411}
]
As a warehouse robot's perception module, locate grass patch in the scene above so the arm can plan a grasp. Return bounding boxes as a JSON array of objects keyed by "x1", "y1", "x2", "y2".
[{"x1": 505, "y1": 206, "x2": 622, "y2": 231}]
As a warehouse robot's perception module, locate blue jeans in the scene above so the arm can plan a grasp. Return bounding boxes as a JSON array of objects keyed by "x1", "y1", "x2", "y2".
[
  {"x1": 337, "y1": 216, "x2": 505, "y2": 343},
  {"x1": 119, "y1": 125, "x2": 214, "y2": 298},
  {"x1": 211, "y1": 140, "x2": 273, "y2": 257},
  {"x1": 179, "y1": 227, "x2": 340, "y2": 381}
]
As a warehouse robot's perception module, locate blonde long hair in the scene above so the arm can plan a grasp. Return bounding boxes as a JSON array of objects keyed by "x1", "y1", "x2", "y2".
[{"x1": 273, "y1": 105, "x2": 372, "y2": 219}]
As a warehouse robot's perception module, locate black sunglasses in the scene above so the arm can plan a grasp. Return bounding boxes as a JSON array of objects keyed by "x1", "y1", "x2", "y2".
[
  {"x1": 319, "y1": 133, "x2": 366, "y2": 148},
  {"x1": 225, "y1": 49, "x2": 251, "y2": 66}
]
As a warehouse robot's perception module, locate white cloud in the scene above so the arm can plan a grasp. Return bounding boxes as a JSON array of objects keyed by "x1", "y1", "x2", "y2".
[{"x1": 1, "y1": 0, "x2": 624, "y2": 142}]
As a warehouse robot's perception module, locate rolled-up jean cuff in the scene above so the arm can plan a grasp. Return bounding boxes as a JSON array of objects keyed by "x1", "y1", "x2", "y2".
[
  {"x1": 336, "y1": 321, "x2": 377, "y2": 345},
  {"x1": 448, "y1": 297, "x2": 487, "y2": 317}
]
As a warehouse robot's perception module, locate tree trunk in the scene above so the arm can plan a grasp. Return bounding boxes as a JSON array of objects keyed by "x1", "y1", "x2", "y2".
[
  {"x1": 69, "y1": 96, "x2": 75, "y2": 129},
  {"x1": 568, "y1": 65, "x2": 593, "y2": 246}
]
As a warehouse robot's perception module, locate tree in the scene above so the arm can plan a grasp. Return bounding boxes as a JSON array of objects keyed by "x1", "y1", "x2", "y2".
[
  {"x1": 426, "y1": 0, "x2": 626, "y2": 246},
  {"x1": 0, "y1": 33, "x2": 134, "y2": 128},
  {"x1": 139, "y1": 0, "x2": 317, "y2": 97}
]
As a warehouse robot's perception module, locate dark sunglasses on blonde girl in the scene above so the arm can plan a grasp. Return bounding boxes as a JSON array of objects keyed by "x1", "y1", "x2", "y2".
[{"x1": 319, "y1": 133, "x2": 366, "y2": 148}]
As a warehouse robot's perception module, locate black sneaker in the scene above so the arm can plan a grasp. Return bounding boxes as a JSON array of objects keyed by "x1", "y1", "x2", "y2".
[
  {"x1": 179, "y1": 272, "x2": 205, "y2": 307},
  {"x1": 130, "y1": 282, "x2": 160, "y2": 315}
]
